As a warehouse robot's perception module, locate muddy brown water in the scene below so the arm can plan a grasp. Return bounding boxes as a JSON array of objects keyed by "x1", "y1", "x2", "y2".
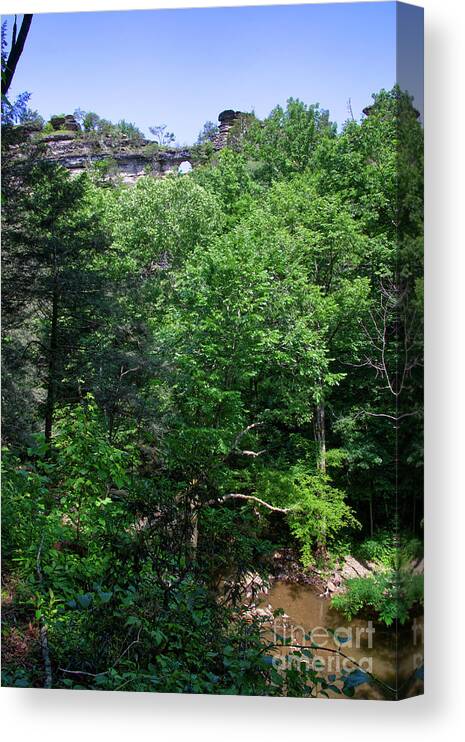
[{"x1": 261, "y1": 580, "x2": 423, "y2": 700}]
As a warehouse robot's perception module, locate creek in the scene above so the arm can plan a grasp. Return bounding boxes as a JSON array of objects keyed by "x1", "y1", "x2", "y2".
[{"x1": 261, "y1": 580, "x2": 423, "y2": 699}]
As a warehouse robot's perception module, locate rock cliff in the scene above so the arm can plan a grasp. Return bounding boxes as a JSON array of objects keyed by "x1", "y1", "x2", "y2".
[
  {"x1": 15, "y1": 109, "x2": 247, "y2": 184},
  {"x1": 41, "y1": 132, "x2": 192, "y2": 184}
]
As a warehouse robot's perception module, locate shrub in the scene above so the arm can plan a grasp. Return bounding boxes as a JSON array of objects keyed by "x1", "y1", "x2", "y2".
[
  {"x1": 256, "y1": 467, "x2": 360, "y2": 567},
  {"x1": 355, "y1": 531, "x2": 423, "y2": 568},
  {"x1": 355, "y1": 530, "x2": 395, "y2": 566},
  {"x1": 331, "y1": 572, "x2": 424, "y2": 626}
]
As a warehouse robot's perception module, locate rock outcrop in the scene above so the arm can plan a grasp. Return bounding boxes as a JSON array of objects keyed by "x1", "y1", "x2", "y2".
[
  {"x1": 12, "y1": 109, "x2": 247, "y2": 184},
  {"x1": 50, "y1": 114, "x2": 81, "y2": 132},
  {"x1": 212, "y1": 109, "x2": 243, "y2": 149},
  {"x1": 40, "y1": 132, "x2": 192, "y2": 184}
]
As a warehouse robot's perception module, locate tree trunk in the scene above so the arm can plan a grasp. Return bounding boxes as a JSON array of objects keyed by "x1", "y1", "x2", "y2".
[
  {"x1": 314, "y1": 402, "x2": 326, "y2": 473},
  {"x1": 187, "y1": 487, "x2": 199, "y2": 563},
  {"x1": 44, "y1": 282, "x2": 59, "y2": 443},
  {"x1": 190, "y1": 509, "x2": 199, "y2": 553},
  {"x1": 2, "y1": 15, "x2": 33, "y2": 97}
]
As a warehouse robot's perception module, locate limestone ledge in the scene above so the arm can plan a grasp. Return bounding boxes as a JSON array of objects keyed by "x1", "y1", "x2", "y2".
[{"x1": 41, "y1": 134, "x2": 193, "y2": 184}]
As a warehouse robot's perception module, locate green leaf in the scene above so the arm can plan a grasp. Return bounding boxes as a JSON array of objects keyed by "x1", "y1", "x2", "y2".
[
  {"x1": 98, "y1": 591, "x2": 113, "y2": 604},
  {"x1": 125, "y1": 615, "x2": 141, "y2": 627},
  {"x1": 76, "y1": 593, "x2": 93, "y2": 609}
]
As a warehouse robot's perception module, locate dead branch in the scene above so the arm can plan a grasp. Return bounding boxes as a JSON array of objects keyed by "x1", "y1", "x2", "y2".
[
  {"x1": 59, "y1": 628, "x2": 142, "y2": 679},
  {"x1": 218, "y1": 494, "x2": 291, "y2": 513},
  {"x1": 228, "y1": 422, "x2": 267, "y2": 458},
  {"x1": 354, "y1": 410, "x2": 421, "y2": 422},
  {"x1": 119, "y1": 365, "x2": 140, "y2": 379},
  {"x1": 233, "y1": 422, "x2": 264, "y2": 449}
]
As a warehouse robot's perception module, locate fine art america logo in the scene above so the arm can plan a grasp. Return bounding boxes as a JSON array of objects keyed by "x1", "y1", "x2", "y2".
[
  {"x1": 272, "y1": 618, "x2": 424, "y2": 679},
  {"x1": 272, "y1": 619, "x2": 376, "y2": 673}
]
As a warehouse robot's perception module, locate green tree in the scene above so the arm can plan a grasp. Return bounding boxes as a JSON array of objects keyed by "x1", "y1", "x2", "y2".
[
  {"x1": 149, "y1": 124, "x2": 175, "y2": 146},
  {"x1": 2, "y1": 163, "x2": 109, "y2": 443},
  {"x1": 192, "y1": 148, "x2": 260, "y2": 227},
  {"x1": 105, "y1": 174, "x2": 223, "y2": 273},
  {"x1": 245, "y1": 97, "x2": 336, "y2": 181},
  {"x1": 196, "y1": 120, "x2": 219, "y2": 144}
]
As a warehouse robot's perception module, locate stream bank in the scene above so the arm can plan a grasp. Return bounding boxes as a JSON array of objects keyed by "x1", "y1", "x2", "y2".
[{"x1": 238, "y1": 550, "x2": 423, "y2": 699}]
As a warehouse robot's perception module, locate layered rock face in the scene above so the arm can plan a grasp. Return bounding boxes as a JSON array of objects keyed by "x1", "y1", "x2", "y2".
[
  {"x1": 42, "y1": 133, "x2": 192, "y2": 184},
  {"x1": 15, "y1": 110, "x2": 245, "y2": 184},
  {"x1": 50, "y1": 114, "x2": 81, "y2": 132},
  {"x1": 30, "y1": 114, "x2": 191, "y2": 183},
  {"x1": 212, "y1": 109, "x2": 244, "y2": 149}
]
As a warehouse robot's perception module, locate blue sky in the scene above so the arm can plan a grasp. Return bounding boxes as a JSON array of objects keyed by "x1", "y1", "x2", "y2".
[{"x1": 2, "y1": 3, "x2": 407, "y2": 144}]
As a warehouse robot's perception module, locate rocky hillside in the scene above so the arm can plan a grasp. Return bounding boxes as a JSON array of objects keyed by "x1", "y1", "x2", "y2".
[{"x1": 12, "y1": 109, "x2": 246, "y2": 184}]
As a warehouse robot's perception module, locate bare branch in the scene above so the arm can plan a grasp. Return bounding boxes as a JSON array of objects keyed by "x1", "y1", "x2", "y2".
[
  {"x1": 353, "y1": 410, "x2": 421, "y2": 422},
  {"x1": 233, "y1": 422, "x2": 264, "y2": 450},
  {"x1": 224, "y1": 422, "x2": 267, "y2": 459},
  {"x1": 119, "y1": 366, "x2": 140, "y2": 379},
  {"x1": 59, "y1": 628, "x2": 142, "y2": 679},
  {"x1": 218, "y1": 494, "x2": 291, "y2": 514}
]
